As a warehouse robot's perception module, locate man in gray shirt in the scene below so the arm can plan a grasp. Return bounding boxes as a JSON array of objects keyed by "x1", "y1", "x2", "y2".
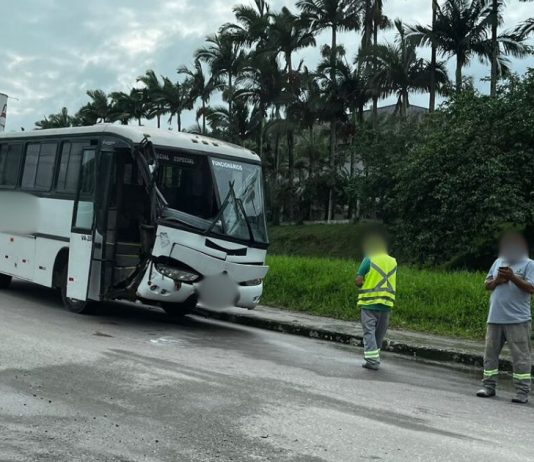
[{"x1": 477, "y1": 232, "x2": 534, "y2": 404}]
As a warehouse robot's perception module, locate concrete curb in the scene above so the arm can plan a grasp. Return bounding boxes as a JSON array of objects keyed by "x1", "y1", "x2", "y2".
[{"x1": 196, "y1": 307, "x2": 518, "y2": 372}]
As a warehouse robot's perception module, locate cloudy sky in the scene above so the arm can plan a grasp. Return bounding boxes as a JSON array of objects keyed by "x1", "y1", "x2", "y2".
[{"x1": 1, "y1": 0, "x2": 532, "y2": 132}]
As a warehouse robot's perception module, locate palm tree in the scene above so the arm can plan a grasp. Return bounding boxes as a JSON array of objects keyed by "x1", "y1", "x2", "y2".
[
  {"x1": 178, "y1": 60, "x2": 221, "y2": 134},
  {"x1": 137, "y1": 70, "x2": 167, "y2": 128},
  {"x1": 360, "y1": 0, "x2": 391, "y2": 121},
  {"x1": 489, "y1": 0, "x2": 534, "y2": 96},
  {"x1": 77, "y1": 89, "x2": 111, "y2": 124},
  {"x1": 297, "y1": 0, "x2": 361, "y2": 221},
  {"x1": 195, "y1": 33, "x2": 247, "y2": 140},
  {"x1": 236, "y1": 52, "x2": 284, "y2": 157},
  {"x1": 363, "y1": 20, "x2": 449, "y2": 117},
  {"x1": 203, "y1": 99, "x2": 253, "y2": 143},
  {"x1": 269, "y1": 7, "x2": 316, "y2": 75},
  {"x1": 517, "y1": 17, "x2": 534, "y2": 37},
  {"x1": 109, "y1": 89, "x2": 146, "y2": 125},
  {"x1": 408, "y1": 0, "x2": 530, "y2": 91},
  {"x1": 408, "y1": 0, "x2": 490, "y2": 90},
  {"x1": 293, "y1": 69, "x2": 324, "y2": 179},
  {"x1": 159, "y1": 78, "x2": 193, "y2": 132},
  {"x1": 35, "y1": 107, "x2": 75, "y2": 129},
  {"x1": 222, "y1": 0, "x2": 272, "y2": 47},
  {"x1": 268, "y1": 7, "x2": 316, "y2": 219}
]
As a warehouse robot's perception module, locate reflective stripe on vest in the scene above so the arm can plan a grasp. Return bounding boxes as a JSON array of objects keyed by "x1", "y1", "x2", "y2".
[{"x1": 358, "y1": 255, "x2": 397, "y2": 308}]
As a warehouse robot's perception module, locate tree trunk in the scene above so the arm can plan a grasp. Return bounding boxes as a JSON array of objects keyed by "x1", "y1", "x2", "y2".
[
  {"x1": 274, "y1": 132, "x2": 280, "y2": 176},
  {"x1": 429, "y1": 0, "x2": 438, "y2": 112},
  {"x1": 287, "y1": 130, "x2": 295, "y2": 222},
  {"x1": 259, "y1": 117, "x2": 264, "y2": 159},
  {"x1": 308, "y1": 127, "x2": 314, "y2": 179},
  {"x1": 347, "y1": 110, "x2": 357, "y2": 220},
  {"x1": 372, "y1": 23, "x2": 379, "y2": 126},
  {"x1": 456, "y1": 54, "x2": 463, "y2": 91},
  {"x1": 177, "y1": 113, "x2": 182, "y2": 132},
  {"x1": 273, "y1": 130, "x2": 281, "y2": 224},
  {"x1": 402, "y1": 91, "x2": 409, "y2": 118},
  {"x1": 157, "y1": 114, "x2": 161, "y2": 129},
  {"x1": 327, "y1": 26, "x2": 338, "y2": 222},
  {"x1": 307, "y1": 127, "x2": 314, "y2": 221},
  {"x1": 228, "y1": 73, "x2": 233, "y2": 140},
  {"x1": 490, "y1": 0, "x2": 499, "y2": 97},
  {"x1": 286, "y1": 53, "x2": 295, "y2": 222},
  {"x1": 202, "y1": 100, "x2": 207, "y2": 134}
]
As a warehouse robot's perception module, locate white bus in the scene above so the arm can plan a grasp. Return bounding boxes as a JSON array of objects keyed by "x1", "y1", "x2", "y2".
[{"x1": 0, "y1": 125, "x2": 269, "y2": 315}]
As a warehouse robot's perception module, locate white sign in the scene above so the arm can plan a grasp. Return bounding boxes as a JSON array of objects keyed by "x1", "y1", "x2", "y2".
[
  {"x1": 211, "y1": 159, "x2": 243, "y2": 171},
  {"x1": 0, "y1": 93, "x2": 7, "y2": 132}
]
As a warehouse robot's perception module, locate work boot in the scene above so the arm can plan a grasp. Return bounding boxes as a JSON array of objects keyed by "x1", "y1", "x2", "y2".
[
  {"x1": 511, "y1": 393, "x2": 529, "y2": 404},
  {"x1": 362, "y1": 362, "x2": 380, "y2": 371},
  {"x1": 476, "y1": 387, "x2": 496, "y2": 398}
]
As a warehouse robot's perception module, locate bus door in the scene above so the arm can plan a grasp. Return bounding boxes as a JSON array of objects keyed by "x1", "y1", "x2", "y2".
[{"x1": 67, "y1": 148, "x2": 97, "y2": 301}]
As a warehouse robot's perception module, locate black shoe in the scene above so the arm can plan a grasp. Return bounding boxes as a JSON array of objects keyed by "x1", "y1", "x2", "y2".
[
  {"x1": 476, "y1": 388, "x2": 496, "y2": 398},
  {"x1": 362, "y1": 362, "x2": 380, "y2": 371},
  {"x1": 512, "y1": 394, "x2": 529, "y2": 404}
]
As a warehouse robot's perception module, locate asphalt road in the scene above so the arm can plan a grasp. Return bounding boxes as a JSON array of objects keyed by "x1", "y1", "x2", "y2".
[{"x1": 0, "y1": 281, "x2": 532, "y2": 462}]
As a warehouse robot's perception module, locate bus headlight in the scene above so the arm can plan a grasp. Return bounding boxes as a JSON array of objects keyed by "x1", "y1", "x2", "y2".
[
  {"x1": 155, "y1": 263, "x2": 200, "y2": 283},
  {"x1": 240, "y1": 278, "x2": 263, "y2": 286}
]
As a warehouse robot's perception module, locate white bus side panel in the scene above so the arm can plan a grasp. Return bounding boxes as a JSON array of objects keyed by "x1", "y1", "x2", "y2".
[
  {"x1": 34, "y1": 238, "x2": 68, "y2": 287},
  {"x1": 0, "y1": 194, "x2": 74, "y2": 287},
  {"x1": 0, "y1": 233, "x2": 35, "y2": 281},
  {"x1": 66, "y1": 233, "x2": 92, "y2": 301}
]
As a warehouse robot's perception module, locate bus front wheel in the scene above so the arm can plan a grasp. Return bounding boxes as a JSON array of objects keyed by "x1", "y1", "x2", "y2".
[
  {"x1": 0, "y1": 273, "x2": 12, "y2": 289},
  {"x1": 160, "y1": 299, "x2": 196, "y2": 318},
  {"x1": 59, "y1": 265, "x2": 93, "y2": 314}
]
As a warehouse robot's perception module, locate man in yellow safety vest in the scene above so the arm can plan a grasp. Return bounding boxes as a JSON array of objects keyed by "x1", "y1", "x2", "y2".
[{"x1": 356, "y1": 235, "x2": 397, "y2": 370}]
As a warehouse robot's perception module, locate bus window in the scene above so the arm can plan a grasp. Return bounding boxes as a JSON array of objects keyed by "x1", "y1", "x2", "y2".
[
  {"x1": 158, "y1": 156, "x2": 216, "y2": 220},
  {"x1": 57, "y1": 142, "x2": 84, "y2": 193},
  {"x1": 21, "y1": 142, "x2": 58, "y2": 190},
  {"x1": 79, "y1": 150, "x2": 95, "y2": 195},
  {"x1": 0, "y1": 144, "x2": 22, "y2": 187},
  {"x1": 73, "y1": 149, "x2": 96, "y2": 230}
]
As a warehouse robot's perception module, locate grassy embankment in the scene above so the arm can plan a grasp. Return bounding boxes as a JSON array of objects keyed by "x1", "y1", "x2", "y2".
[{"x1": 263, "y1": 225, "x2": 488, "y2": 339}]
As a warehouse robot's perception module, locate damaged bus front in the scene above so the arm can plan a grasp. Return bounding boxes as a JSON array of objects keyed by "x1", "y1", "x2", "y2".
[{"x1": 131, "y1": 136, "x2": 270, "y2": 315}]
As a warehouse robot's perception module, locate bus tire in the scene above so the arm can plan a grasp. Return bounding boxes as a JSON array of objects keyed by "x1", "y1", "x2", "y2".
[
  {"x1": 0, "y1": 273, "x2": 12, "y2": 289},
  {"x1": 59, "y1": 265, "x2": 93, "y2": 314},
  {"x1": 160, "y1": 298, "x2": 196, "y2": 317}
]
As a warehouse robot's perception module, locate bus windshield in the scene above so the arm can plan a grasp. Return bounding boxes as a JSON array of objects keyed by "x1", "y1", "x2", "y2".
[{"x1": 156, "y1": 150, "x2": 268, "y2": 245}]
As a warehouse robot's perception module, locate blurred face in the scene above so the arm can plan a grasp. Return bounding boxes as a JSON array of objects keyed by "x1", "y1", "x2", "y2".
[
  {"x1": 500, "y1": 233, "x2": 528, "y2": 263},
  {"x1": 363, "y1": 235, "x2": 387, "y2": 256}
]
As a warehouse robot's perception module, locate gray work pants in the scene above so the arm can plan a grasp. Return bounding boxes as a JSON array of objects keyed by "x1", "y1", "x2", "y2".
[
  {"x1": 482, "y1": 322, "x2": 532, "y2": 396},
  {"x1": 361, "y1": 309, "x2": 390, "y2": 366}
]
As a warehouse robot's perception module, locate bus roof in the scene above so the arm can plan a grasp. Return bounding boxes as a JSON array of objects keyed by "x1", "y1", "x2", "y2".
[{"x1": 0, "y1": 124, "x2": 260, "y2": 162}]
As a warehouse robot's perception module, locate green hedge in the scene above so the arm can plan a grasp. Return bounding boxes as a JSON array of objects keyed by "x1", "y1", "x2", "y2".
[
  {"x1": 263, "y1": 255, "x2": 489, "y2": 339},
  {"x1": 268, "y1": 224, "x2": 370, "y2": 261}
]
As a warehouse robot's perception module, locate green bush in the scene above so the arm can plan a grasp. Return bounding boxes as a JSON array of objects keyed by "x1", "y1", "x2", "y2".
[
  {"x1": 263, "y1": 255, "x2": 489, "y2": 339},
  {"x1": 386, "y1": 72, "x2": 534, "y2": 268},
  {"x1": 268, "y1": 223, "x2": 384, "y2": 261}
]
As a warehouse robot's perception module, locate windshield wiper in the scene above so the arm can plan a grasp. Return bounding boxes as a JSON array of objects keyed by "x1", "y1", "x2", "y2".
[
  {"x1": 205, "y1": 181, "x2": 235, "y2": 236},
  {"x1": 205, "y1": 181, "x2": 256, "y2": 243},
  {"x1": 236, "y1": 196, "x2": 256, "y2": 243}
]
